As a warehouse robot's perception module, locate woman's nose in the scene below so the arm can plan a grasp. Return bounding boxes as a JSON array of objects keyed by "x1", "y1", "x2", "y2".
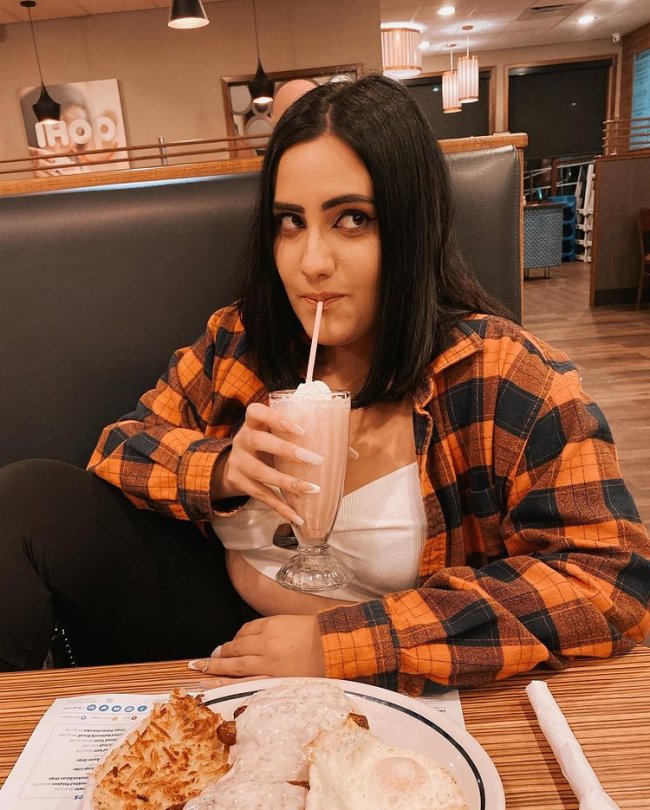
[{"x1": 300, "y1": 228, "x2": 334, "y2": 278}]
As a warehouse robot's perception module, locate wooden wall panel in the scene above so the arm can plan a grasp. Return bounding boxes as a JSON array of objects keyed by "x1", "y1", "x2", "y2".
[
  {"x1": 591, "y1": 153, "x2": 650, "y2": 304},
  {"x1": 619, "y1": 23, "x2": 650, "y2": 121}
]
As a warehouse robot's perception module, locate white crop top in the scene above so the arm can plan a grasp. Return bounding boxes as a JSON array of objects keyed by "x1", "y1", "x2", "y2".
[{"x1": 212, "y1": 463, "x2": 428, "y2": 601}]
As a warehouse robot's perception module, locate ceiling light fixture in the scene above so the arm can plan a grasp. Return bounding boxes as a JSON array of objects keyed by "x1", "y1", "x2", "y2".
[
  {"x1": 442, "y1": 44, "x2": 461, "y2": 113},
  {"x1": 419, "y1": 40, "x2": 431, "y2": 50},
  {"x1": 438, "y1": 6, "x2": 456, "y2": 16},
  {"x1": 457, "y1": 24, "x2": 479, "y2": 103},
  {"x1": 168, "y1": 0, "x2": 209, "y2": 29},
  {"x1": 578, "y1": 14, "x2": 596, "y2": 25},
  {"x1": 20, "y1": 0, "x2": 60, "y2": 123},
  {"x1": 381, "y1": 24, "x2": 422, "y2": 79},
  {"x1": 248, "y1": 0, "x2": 274, "y2": 105}
]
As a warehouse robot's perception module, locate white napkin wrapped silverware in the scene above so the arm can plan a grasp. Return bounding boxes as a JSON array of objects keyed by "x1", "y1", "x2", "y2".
[{"x1": 526, "y1": 680, "x2": 620, "y2": 810}]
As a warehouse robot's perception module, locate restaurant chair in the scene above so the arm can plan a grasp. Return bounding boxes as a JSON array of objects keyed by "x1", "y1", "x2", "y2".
[
  {"x1": 523, "y1": 202, "x2": 563, "y2": 279},
  {"x1": 636, "y1": 207, "x2": 650, "y2": 310},
  {"x1": 547, "y1": 194, "x2": 578, "y2": 262}
]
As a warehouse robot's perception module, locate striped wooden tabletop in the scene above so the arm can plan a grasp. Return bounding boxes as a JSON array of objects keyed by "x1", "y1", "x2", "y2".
[{"x1": 1, "y1": 647, "x2": 649, "y2": 808}]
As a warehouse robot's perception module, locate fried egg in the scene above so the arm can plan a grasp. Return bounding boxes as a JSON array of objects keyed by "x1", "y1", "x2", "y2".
[{"x1": 306, "y1": 720, "x2": 469, "y2": 810}]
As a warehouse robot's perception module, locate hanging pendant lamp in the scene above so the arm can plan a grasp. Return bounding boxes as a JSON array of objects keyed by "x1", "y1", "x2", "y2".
[
  {"x1": 248, "y1": 0, "x2": 274, "y2": 105},
  {"x1": 442, "y1": 45, "x2": 461, "y2": 113},
  {"x1": 168, "y1": 0, "x2": 209, "y2": 29},
  {"x1": 457, "y1": 25, "x2": 479, "y2": 103},
  {"x1": 381, "y1": 25, "x2": 422, "y2": 79},
  {"x1": 20, "y1": 0, "x2": 60, "y2": 123}
]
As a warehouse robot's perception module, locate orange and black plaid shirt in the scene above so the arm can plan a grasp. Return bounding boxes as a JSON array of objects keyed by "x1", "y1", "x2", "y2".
[{"x1": 89, "y1": 305, "x2": 650, "y2": 695}]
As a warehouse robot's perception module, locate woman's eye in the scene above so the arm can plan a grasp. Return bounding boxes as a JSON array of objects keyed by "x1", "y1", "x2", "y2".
[
  {"x1": 276, "y1": 213, "x2": 304, "y2": 232},
  {"x1": 335, "y1": 211, "x2": 374, "y2": 231}
]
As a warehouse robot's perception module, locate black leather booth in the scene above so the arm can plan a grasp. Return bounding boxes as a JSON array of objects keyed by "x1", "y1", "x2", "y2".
[{"x1": 0, "y1": 145, "x2": 521, "y2": 469}]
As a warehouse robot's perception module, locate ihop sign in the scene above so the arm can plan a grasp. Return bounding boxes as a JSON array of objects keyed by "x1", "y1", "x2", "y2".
[{"x1": 35, "y1": 115, "x2": 117, "y2": 150}]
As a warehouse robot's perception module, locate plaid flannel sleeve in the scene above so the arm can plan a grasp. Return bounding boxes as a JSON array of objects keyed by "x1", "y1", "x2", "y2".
[
  {"x1": 317, "y1": 359, "x2": 650, "y2": 696},
  {"x1": 88, "y1": 307, "x2": 254, "y2": 521}
]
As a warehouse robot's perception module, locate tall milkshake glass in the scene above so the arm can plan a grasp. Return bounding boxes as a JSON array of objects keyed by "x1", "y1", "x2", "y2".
[{"x1": 269, "y1": 388, "x2": 352, "y2": 592}]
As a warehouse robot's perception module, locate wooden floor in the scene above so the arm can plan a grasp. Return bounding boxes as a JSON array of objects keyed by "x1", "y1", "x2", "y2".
[{"x1": 523, "y1": 262, "x2": 650, "y2": 532}]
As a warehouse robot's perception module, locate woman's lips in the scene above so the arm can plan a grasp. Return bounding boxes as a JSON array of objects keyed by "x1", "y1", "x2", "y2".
[{"x1": 301, "y1": 295, "x2": 344, "y2": 310}]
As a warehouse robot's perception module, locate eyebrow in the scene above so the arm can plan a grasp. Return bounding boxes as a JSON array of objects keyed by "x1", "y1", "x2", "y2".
[{"x1": 272, "y1": 194, "x2": 375, "y2": 213}]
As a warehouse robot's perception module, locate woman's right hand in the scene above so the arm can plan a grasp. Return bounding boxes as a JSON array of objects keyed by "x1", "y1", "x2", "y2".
[{"x1": 210, "y1": 402, "x2": 323, "y2": 524}]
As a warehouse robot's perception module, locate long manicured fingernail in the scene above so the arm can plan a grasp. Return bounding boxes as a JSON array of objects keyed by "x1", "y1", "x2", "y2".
[
  {"x1": 211, "y1": 645, "x2": 222, "y2": 658},
  {"x1": 348, "y1": 446, "x2": 360, "y2": 460},
  {"x1": 296, "y1": 481, "x2": 321, "y2": 494},
  {"x1": 294, "y1": 447, "x2": 324, "y2": 465},
  {"x1": 290, "y1": 512, "x2": 305, "y2": 526},
  {"x1": 279, "y1": 418, "x2": 305, "y2": 436},
  {"x1": 188, "y1": 659, "x2": 207, "y2": 672}
]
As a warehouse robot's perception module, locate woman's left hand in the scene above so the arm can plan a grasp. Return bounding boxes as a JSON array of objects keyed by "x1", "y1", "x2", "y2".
[{"x1": 188, "y1": 615, "x2": 326, "y2": 685}]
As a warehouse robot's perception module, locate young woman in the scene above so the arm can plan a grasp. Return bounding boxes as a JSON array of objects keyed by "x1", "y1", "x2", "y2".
[{"x1": 1, "y1": 76, "x2": 648, "y2": 693}]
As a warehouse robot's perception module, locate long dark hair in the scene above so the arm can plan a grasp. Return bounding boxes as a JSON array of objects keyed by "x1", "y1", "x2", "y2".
[{"x1": 239, "y1": 74, "x2": 511, "y2": 408}]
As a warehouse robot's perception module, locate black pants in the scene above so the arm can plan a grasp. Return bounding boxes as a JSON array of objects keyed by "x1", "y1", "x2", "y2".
[{"x1": 0, "y1": 459, "x2": 248, "y2": 671}]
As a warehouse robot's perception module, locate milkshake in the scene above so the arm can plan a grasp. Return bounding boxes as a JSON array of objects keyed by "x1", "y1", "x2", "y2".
[{"x1": 269, "y1": 384, "x2": 352, "y2": 590}]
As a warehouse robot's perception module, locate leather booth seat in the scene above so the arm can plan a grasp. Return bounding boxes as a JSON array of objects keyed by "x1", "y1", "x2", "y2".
[{"x1": 0, "y1": 146, "x2": 521, "y2": 469}]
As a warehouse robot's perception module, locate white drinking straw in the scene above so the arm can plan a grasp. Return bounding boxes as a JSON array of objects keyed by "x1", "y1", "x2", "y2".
[
  {"x1": 305, "y1": 300, "x2": 323, "y2": 383},
  {"x1": 526, "y1": 681, "x2": 619, "y2": 809}
]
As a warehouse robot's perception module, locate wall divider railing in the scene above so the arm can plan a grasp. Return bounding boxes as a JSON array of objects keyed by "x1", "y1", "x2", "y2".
[
  {"x1": 603, "y1": 117, "x2": 650, "y2": 156},
  {"x1": 0, "y1": 133, "x2": 269, "y2": 180},
  {"x1": 523, "y1": 156, "x2": 596, "y2": 201},
  {"x1": 0, "y1": 132, "x2": 528, "y2": 189}
]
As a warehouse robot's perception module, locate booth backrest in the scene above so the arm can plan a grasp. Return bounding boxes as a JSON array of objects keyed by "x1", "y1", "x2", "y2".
[{"x1": 0, "y1": 145, "x2": 521, "y2": 468}]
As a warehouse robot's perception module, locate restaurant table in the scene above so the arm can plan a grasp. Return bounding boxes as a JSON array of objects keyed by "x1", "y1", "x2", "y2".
[{"x1": 1, "y1": 647, "x2": 649, "y2": 808}]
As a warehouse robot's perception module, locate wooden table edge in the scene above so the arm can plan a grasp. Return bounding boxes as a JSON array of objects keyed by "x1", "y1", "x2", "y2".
[{"x1": 1, "y1": 646, "x2": 649, "y2": 808}]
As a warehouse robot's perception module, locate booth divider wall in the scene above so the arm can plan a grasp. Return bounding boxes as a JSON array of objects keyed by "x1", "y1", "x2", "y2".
[
  {"x1": 0, "y1": 135, "x2": 525, "y2": 468},
  {"x1": 591, "y1": 152, "x2": 650, "y2": 305}
]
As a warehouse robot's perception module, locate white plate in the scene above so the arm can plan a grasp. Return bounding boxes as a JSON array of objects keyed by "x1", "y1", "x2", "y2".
[
  {"x1": 84, "y1": 677, "x2": 504, "y2": 810},
  {"x1": 202, "y1": 678, "x2": 504, "y2": 810}
]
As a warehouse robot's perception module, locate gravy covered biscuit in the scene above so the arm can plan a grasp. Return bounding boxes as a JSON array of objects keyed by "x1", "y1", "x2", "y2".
[
  {"x1": 91, "y1": 690, "x2": 229, "y2": 809},
  {"x1": 186, "y1": 679, "x2": 359, "y2": 809}
]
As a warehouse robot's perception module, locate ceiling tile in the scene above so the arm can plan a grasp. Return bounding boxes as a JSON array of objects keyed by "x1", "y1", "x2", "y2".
[
  {"x1": 3, "y1": 0, "x2": 648, "y2": 54},
  {"x1": 484, "y1": 28, "x2": 546, "y2": 47},
  {"x1": 21, "y1": 1, "x2": 87, "y2": 22},
  {"x1": 504, "y1": 17, "x2": 551, "y2": 29},
  {"x1": 0, "y1": 12, "x2": 19, "y2": 22},
  {"x1": 466, "y1": 0, "x2": 533, "y2": 9},
  {"x1": 77, "y1": 0, "x2": 157, "y2": 11}
]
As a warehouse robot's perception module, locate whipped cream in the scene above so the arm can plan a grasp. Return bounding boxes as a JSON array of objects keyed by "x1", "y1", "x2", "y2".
[{"x1": 292, "y1": 380, "x2": 333, "y2": 398}]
